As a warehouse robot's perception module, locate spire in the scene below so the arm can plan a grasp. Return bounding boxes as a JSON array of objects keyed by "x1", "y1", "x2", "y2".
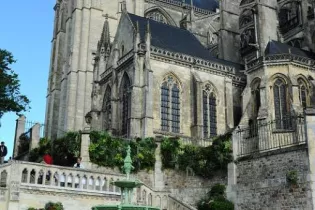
[
  {"x1": 100, "y1": 14, "x2": 110, "y2": 50},
  {"x1": 190, "y1": 0, "x2": 195, "y2": 21},
  {"x1": 134, "y1": 21, "x2": 141, "y2": 51},
  {"x1": 122, "y1": 0, "x2": 127, "y2": 12}
]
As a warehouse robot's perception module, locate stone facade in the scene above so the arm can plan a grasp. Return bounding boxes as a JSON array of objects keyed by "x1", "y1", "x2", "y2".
[{"x1": 235, "y1": 147, "x2": 311, "y2": 209}]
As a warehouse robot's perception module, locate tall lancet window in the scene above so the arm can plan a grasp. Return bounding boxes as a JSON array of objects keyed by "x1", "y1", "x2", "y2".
[
  {"x1": 103, "y1": 86, "x2": 112, "y2": 130},
  {"x1": 121, "y1": 74, "x2": 131, "y2": 136},
  {"x1": 203, "y1": 84, "x2": 217, "y2": 138},
  {"x1": 160, "y1": 75, "x2": 181, "y2": 133},
  {"x1": 298, "y1": 78, "x2": 307, "y2": 109},
  {"x1": 273, "y1": 78, "x2": 290, "y2": 129}
]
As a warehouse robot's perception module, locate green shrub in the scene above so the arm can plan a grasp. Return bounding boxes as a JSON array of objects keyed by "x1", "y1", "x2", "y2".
[
  {"x1": 197, "y1": 184, "x2": 234, "y2": 210},
  {"x1": 44, "y1": 202, "x2": 64, "y2": 210},
  {"x1": 89, "y1": 131, "x2": 157, "y2": 172},
  {"x1": 161, "y1": 132, "x2": 233, "y2": 178},
  {"x1": 286, "y1": 170, "x2": 298, "y2": 185},
  {"x1": 28, "y1": 132, "x2": 80, "y2": 166}
]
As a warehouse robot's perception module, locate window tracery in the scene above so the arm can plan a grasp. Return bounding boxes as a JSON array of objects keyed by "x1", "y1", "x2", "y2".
[
  {"x1": 203, "y1": 84, "x2": 217, "y2": 138},
  {"x1": 298, "y1": 78, "x2": 308, "y2": 109},
  {"x1": 239, "y1": 10, "x2": 254, "y2": 29},
  {"x1": 278, "y1": 2, "x2": 300, "y2": 34},
  {"x1": 160, "y1": 75, "x2": 180, "y2": 133},
  {"x1": 121, "y1": 74, "x2": 131, "y2": 136},
  {"x1": 240, "y1": 27, "x2": 256, "y2": 55},
  {"x1": 273, "y1": 78, "x2": 290, "y2": 129},
  {"x1": 146, "y1": 11, "x2": 169, "y2": 24},
  {"x1": 103, "y1": 87, "x2": 112, "y2": 130},
  {"x1": 287, "y1": 38, "x2": 303, "y2": 48}
]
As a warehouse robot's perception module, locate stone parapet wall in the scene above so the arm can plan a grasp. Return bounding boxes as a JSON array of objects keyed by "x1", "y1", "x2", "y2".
[{"x1": 235, "y1": 147, "x2": 312, "y2": 210}]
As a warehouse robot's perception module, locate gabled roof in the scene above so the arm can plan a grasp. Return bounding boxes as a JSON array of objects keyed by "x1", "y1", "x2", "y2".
[
  {"x1": 127, "y1": 13, "x2": 242, "y2": 69},
  {"x1": 175, "y1": 0, "x2": 219, "y2": 11},
  {"x1": 265, "y1": 40, "x2": 315, "y2": 60}
]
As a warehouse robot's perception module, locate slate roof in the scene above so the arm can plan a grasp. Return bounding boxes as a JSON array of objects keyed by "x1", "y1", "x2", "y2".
[
  {"x1": 127, "y1": 13, "x2": 242, "y2": 70},
  {"x1": 265, "y1": 40, "x2": 315, "y2": 60},
  {"x1": 174, "y1": 0, "x2": 219, "y2": 11}
]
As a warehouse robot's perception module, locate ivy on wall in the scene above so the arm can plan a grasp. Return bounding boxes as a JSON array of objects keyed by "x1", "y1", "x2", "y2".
[
  {"x1": 89, "y1": 131, "x2": 157, "y2": 172},
  {"x1": 161, "y1": 132, "x2": 233, "y2": 178}
]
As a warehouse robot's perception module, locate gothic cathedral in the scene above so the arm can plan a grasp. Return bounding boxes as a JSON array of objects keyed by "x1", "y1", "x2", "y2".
[{"x1": 45, "y1": 0, "x2": 315, "y2": 140}]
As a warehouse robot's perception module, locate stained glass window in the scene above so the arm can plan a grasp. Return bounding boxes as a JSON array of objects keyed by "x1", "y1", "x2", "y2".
[
  {"x1": 274, "y1": 78, "x2": 289, "y2": 129},
  {"x1": 203, "y1": 84, "x2": 217, "y2": 138},
  {"x1": 171, "y1": 84, "x2": 180, "y2": 133},
  {"x1": 161, "y1": 82, "x2": 169, "y2": 131},
  {"x1": 103, "y1": 87, "x2": 112, "y2": 130},
  {"x1": 160, "y1": 75, "x2": 180, "y2": 133},
  {"x1": 121, "y1": 75, "x2": 131, "y2": 136},
  {"x1": 298, "y1": 79, "x2": 307, "y2": 109}
]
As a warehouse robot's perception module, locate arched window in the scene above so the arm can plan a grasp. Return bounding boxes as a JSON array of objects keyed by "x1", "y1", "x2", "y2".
[
  {"x1": 278, "y1": 2, "x2": 300, "y2": 34},
  {"x1": 145, "y1": 10, "x2": 169, "y2": 24},
  {"x1": 252, "y1": 81, "x2": 261, "y2": 117},
  {"x1": 298, "y1": 78, "x2": 308, "y2": 109},
  {"x1": 273, "y1": 78, "x2": 290, "y2": 129},
  {"x1": 103, "y1": 86, "x2": 112, "y2": 130},
  {"x1": 160, "y1": 75, "x2": 180, "y2": 133},
  {"x1": 121, "y1": 74, "x2": 131, "y2": 136},
  {"x1": 287, "y1": 38, "x2": 303, "y2": 48},
  {"x1": 203, "y1": 84, "x2": 217, "y2": 138},
  {"x1": 239, "y1": 10, "x2": 254, "y2": 29}
]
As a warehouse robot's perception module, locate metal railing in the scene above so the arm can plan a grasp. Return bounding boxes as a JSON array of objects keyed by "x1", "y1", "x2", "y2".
[{"x1": 236, "y1": 115, "x2": 306, "y2": 157}]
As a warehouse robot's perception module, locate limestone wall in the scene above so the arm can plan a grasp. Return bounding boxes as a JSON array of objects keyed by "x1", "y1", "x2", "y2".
[{"x1": 235, "y1": 147, "x2": 312, "y2": 209}]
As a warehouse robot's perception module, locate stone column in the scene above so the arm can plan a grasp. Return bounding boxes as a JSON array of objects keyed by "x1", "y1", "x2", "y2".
[
  {"x1": 226, "y1": 163, "x2": 237, "y2": 206},
  {"x1": 13, "y1": 116, "x2": 26, "y2": 158},
  {"x1": 195, "y1": 81, "x2": 203, "y2": 138},
  {"x1": 153, "y1": 137, "x2": 165, "y2": 191},
  {"x1": 80, "y1": 131, "x2": 91, "y2": 169},
  {"x1": 225, "y1": 78, "x2": 234, "y2": 130},
  {"x1": 7, "y1": 161, "x2": 20, "y2": 210},
  {"x1": 305, "y1": 108, "x2": 315, "y2": 209},
  {"x1": 30, "y1": 123, "x2": 41, "y2": 150}
]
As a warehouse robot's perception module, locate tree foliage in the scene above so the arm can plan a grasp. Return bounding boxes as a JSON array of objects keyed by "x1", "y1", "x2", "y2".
[{"x1": 0, "y1": 49, "x2": 30, "y2": 121}]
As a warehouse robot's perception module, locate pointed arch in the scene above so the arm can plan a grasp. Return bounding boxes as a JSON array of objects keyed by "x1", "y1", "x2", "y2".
[
  {"x1": 273, "y1": 77, "x2": 291, "y2": 129},
  {"x1": 202, "y1": 83, "x2": 217, "y2": 138},
  {"x1": 103, "y1": 85, "x2": 112, "y2": 130},
  {"x1": 160, "y1": 73, "x2": 181, "y2": 133},
  {"x1": 145, "y1": 6, "x2": 177, "y2": 26},
  {"x1": 297, "y1": 76, "x2": 309, "y2": 109},
  {"x1": 120, "y1": 73, "x2": 131, "y2": 136}
]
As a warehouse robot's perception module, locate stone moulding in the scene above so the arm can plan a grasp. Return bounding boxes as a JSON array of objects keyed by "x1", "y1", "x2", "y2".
[
  {"x1": 144, "y1": 0, "x2": 215, "y2": 16},
  {"x1": 99, "y1": 46, "x2": 246, "y2": 87},
  {"x1": 149, "y1": 46, "x2": 245, "y2": 86},
  {"x1": 246, "y1": 53, "x2": 315, "y2": 73}
]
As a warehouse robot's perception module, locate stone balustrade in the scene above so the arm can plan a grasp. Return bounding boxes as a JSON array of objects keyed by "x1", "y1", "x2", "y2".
[
  {"x1": 0, "y1": 161, "x2": 176, "y2": 210},
  {"x1": 168, "y1": 195, "x2": 197, "y2": 210}
]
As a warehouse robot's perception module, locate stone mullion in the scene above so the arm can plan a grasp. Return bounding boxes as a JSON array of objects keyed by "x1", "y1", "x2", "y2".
[
  {"x1": 207, "y1": 95, "x2": 211, "y2": 138},
  {"x1": 168, "y1": 85, "x2": 172, "y2": 132}
]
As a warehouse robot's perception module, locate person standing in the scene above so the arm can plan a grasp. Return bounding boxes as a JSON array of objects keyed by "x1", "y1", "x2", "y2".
[
  {"x1": 0, "y1": 142, "x2": 8, "y2": 164},
  {"x1": 74, "y1": 157, "x2": 84, "y2": 169}
]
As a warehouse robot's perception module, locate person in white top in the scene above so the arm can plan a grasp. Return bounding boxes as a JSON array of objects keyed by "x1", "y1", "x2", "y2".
[{"x1": 74, "y1": 157, "x2": 84, "y2": 169}]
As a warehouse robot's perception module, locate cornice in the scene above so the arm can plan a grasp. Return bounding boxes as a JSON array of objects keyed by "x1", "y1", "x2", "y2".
[
  {"x1": 245, "y1": 54, "x2": 315, "y2": 74},
  {"x1": 150, "y1": 46, "x2": 245, "y2": 84}
]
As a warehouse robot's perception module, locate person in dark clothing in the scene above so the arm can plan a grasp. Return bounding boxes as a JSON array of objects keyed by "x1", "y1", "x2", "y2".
[{"x1": 0, "y1": 142, "x2": 7, "y2": 164}]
